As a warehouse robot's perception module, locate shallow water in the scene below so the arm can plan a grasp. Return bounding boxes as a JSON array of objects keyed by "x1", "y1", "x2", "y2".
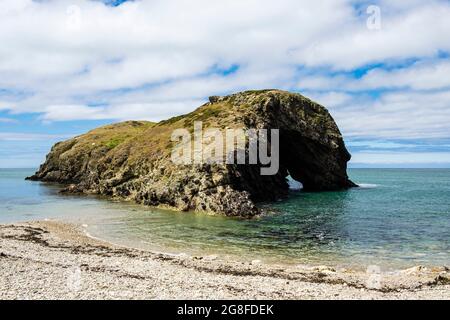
[{"x1": 1, "y1": 168, "x2": 449, "y2": 270}]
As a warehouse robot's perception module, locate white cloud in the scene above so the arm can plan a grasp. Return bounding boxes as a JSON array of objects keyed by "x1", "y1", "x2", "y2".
[
  {"x1": 40, "y1": 100, "x2": 203, "y2": 122},
  {"x1": 347, "y1": 140, "x2": 423, "y2": 149},
  {"x1": 294, "y1": 1, "x2": 450, "y2": 70},
  {"x1": 298, "y1": 60, "x2": 450, "y2": 91},
  {"x1": 351, "y1": 151, "x2": 450, "y2": 164},
  {"x1": 361, "y1": 61, "x2": 450, "y2": 90},
  {"x1": 303, "y1": 91, "x2": 355, "y2": 109},
  {"x1": 0, "y1": 132, "x2": 72, "y2": 141},
  {"x1": 0, "y1": 0, "x2": 449, "y2": 146},
  {"x1": 331, "y1": 90, "x2": 450, "y2": 139},
  {"x1": 0, "y1": 118, "x2": 17, "y2": 123}
]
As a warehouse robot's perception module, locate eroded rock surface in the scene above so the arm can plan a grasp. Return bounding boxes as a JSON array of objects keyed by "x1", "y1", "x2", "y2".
[{"x1": 27, "y1": 90, "x2": 356, "y2": 216}]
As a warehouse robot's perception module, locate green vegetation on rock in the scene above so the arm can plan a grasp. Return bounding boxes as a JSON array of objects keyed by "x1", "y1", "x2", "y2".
[{"x1": 28, "y1": 90, "x2": 355, "y2": 217}]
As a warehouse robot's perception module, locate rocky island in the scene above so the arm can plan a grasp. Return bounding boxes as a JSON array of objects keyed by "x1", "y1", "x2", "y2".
[{"x1": 27, "y1": 90, "x2": 356, "y2": 217}]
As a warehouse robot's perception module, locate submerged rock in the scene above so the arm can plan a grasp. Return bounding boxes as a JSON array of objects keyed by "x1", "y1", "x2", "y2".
[{"x1": 27, "y1": 90, "x2": 356, "y2": 217}]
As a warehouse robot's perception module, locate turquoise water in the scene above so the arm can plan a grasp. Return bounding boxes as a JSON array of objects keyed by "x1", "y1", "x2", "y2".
[{"x1": 1, "y1": 168, "x2": 449, "y2": 269}]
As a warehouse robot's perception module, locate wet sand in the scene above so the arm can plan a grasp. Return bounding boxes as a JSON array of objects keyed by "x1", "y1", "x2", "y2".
[{"x1": 0, "y1": 221, "x2": 449, "y2": 300}]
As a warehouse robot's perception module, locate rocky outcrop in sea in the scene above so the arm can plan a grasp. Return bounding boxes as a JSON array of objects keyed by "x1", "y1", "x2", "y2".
[{"x1": 27, "y1": 90, "x2": 356, "y2": 216}]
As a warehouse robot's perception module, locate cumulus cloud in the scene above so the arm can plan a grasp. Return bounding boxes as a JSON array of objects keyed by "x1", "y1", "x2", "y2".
[
  {"x1": 39, "y1": 100, "x2": 203, "y2": 122},
  {"x1": 298, "y1": 60, "x2": 450, "y2": 91},
  {"x1": 0, "y1": 0, "x2": 449, "y2": 151},
  {"x1": 351, "y1": 152, "x2": 450, "y2": 165},
  {"x1": 294, "y1": 1, "x2": 450, "y2": 70},
  {"x1": 0, "y1": 132, "x2": 73, "y2": 141},
  {"x1": 0, "y1": 118, "x2": 17, "y2": 123}
]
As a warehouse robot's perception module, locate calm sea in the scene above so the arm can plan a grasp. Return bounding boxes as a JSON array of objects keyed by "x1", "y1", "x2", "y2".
[{"x1": 1, "y1": 168, "x2": 449, "y2": 270}]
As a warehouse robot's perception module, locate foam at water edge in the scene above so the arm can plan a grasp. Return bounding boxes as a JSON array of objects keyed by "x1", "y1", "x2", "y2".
[{"x1": 357, "y1": 183, "x2": 378, "y2": 189}]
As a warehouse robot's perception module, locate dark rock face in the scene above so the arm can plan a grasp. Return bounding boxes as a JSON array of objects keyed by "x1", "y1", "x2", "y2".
[{"x1": 27, "y1": 90, "x2": 356, "y2": 217}]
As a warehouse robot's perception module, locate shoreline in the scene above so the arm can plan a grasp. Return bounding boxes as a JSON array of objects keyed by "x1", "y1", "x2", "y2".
[{"x1": 0, "y1": 220, "x2": 449, "y2": 300}]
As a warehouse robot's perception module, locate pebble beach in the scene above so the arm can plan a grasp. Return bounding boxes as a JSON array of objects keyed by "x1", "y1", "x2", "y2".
[{"x1": 0, "y1": 220, "x2": 449, "y2": 300}]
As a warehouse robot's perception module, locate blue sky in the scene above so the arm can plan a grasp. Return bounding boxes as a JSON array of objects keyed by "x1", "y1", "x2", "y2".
[{"x1": 1, "y1": 0, "x2": 450, "y2": 168}]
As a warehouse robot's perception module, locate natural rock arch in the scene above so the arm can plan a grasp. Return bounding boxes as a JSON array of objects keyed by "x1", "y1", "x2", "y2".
[{"x1": 28, "y1": 90, "x2": 356, "y2": 217}]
